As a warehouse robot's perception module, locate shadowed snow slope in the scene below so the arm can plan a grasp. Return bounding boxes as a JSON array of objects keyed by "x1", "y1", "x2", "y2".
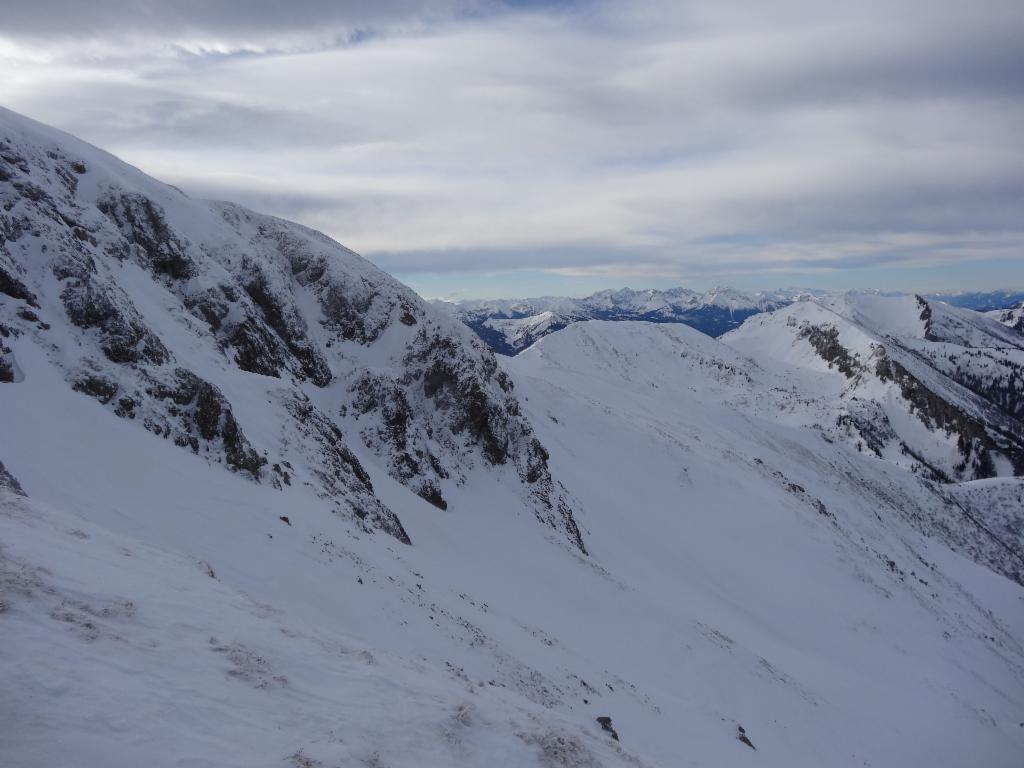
[{"x1": 2, "y1": 110, "x2": 1024, "y2": 767}]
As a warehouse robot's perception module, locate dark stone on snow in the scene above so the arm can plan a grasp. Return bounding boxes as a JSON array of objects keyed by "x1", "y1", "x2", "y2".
[
  {"x1": 416, "y1": 481, "x2": 448, "y2": 510},
  {"x1": 57, "y1": 262, "x2": 169, "y2": 366},
  {"x1": 71, "y1": 371, "x2": 119, "y2": 404},
  {"x1": 148, "y1": 368, "x2": 266, "y2": 479},
  {"x1": 0, "y1": 460, "x2": 26, "y2": 496},
  {"x1": 0, "y1": 264, "x2": 38, "y2": 307},
  {"x1": 799, "y1": 323, "x2": 862, "y2": 378},
  {"x1": 737, "y1": 724, "x2": 756, "y2": 750},
  {"x1": 96, "y1": 192, "x2": 196, "y2": 281},
  {"x1": 596, "y1": 716, "x2": 619, "y2": 741}
]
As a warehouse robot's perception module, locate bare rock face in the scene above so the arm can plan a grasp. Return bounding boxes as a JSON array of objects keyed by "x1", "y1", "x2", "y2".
[
  {"x1": 0, "y1": 460, "x2": 26, "y2": 496},
  {"x1": 792, "y1": 314, "x2": 1024, "y2": 481},
  {"x1": 0, "y1": 107, "x2": 586, "y2": 551},
  {"x1": 56, "y1": 252, "x2": 171, "y2": 366}
]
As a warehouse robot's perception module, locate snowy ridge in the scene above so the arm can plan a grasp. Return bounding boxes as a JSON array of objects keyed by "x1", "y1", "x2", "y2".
[
  {"x1": 440, "y1": 287, "x2": 1024, "y2": 357},
  {"x1": 725, "y1": 295, "x2": 1024, "y2": 484},
  {"x1": 434, "y1": 286, "x2": 804, "y2": 355}
]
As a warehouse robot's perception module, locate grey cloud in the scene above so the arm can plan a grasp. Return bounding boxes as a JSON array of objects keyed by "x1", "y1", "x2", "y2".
[
  {"x1": 174, "y1": 181, "x2": 345, "y2": 221},
  {"x1": 71, "y1": 99, "x2": 365, "y2": 151},
  {"x1": 2, "y1": 0, "x2": 1021, "y2": 290},
  {"x1": 0, "y1": 1, "x2": 487, "y2": 43}
]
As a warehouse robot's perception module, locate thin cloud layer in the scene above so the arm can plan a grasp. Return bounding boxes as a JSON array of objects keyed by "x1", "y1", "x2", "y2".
[{"x1": 2, "y1": 0, "x2": 1022, "y2": 295}]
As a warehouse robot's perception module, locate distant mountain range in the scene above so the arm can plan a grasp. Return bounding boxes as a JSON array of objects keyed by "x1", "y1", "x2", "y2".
[
  {"x1": 433, "y1": 286, "x2": 812, "y2": 355},
  {"x1": 926, "y1": 291, "x2": 1024, "y2": 312},
  {"x1": 435, "y1": 287, "x2": 1024, "y2": 355}
]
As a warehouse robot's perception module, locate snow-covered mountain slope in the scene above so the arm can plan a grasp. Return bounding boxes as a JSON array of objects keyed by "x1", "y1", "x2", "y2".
[
  {"x1": 988, "y1": 302, "x2": 1024, "y2": 335},
  {"x1": 3, "y1": 110, "x2": 1024, "y2": 767},
  {"x1": 724, "y1": 294, "x2": 1024, "y2": 484},
  {"x1": 434, "y1": 286, "x2": 803, "y2": 355},
  {"x1": 505, "y1": 321, "x2": 1024, "y2": 765},
  {"x1": 0, "y1": 105, "x2": 582, "y2": 550},
  {"x1": 5, "y1": 316, "x2": 1024, "y2": 767},
  {"x1": 1, "y1": 488, "x2": 631, "y2": 768}
]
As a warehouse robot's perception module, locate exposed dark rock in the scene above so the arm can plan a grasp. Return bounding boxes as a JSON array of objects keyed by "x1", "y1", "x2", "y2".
[
  {"x1": 57, "y1": 258, "x2": 169, "y2": 366},
  {"x1": 416, "y1": 480, "x2": 448, "y2": 510},
  {"x1": 737, "y1": 725, "x2": 756, "y2": 750},
  {"x1": 185, "y1": 269, "x2": 330, "y2": 387},
  {"x1": 227, "y1": 316, "x2": 291, "y2": 379},
  {"x1": 596, "y1": 716, "x2": 619, "y2": 741},
  {"x1": 916, "y1": 295, "x2": 940, "y2": 342},
  {"x1": 282, "y1": 395, "x2": 411, "y2": 544},
  {"x1": 145, "y1": 368, "x2": 265, "y2": 479},
  {"x1": 114, "y1": 396, "x2": 136, "y2": 419},
  {"x1": 0, "y1": 335, "x2": 13, "y2": 382},
  {"x1": 0, "y1": 263, "x2": 38, "y2": 307},
  {"x1": 241, "y1": 267, "x2": 331, "y2": 386},
  {"x1": 835, "y1": 399, "x2": 896, "y2": 458},
  {"x1": 321, "y1": 283, "x2": 376, "y2": 342},
  {"x1": 96, "y1": 191, "x2": 196, "y2": 280},
  {"x1": 799, "y1": 323, "x2": 862, "y2": 378},
  {"x1": 874, "y1": 350, "x2": 1023, "y2": 477},
  {"x1": 524, "y1": 439, "x2": 549, "y2": 484},
  {"x1": 0, "y1": 460, "x2": 26, "y2": 496},
  {"x1": 412, "y1": 334, "x2": 511, "y2": 467},
  {"x1": 70, "y1": 370, "x2": 119, "y2": 404},
  {"x1": 1, "y1": 122, "x2": 586, "y2": 552}
]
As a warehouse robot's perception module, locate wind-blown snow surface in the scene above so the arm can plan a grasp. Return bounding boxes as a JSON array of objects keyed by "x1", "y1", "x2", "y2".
[{"x1": 3, "y1": 108, "x2": 1024, "y2": 767}]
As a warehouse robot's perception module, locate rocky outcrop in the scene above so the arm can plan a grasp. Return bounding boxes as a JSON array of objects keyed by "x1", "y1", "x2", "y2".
[
  {"x1": 0, "y1": 460, "x2": 26, "y2": 496},
  {"x1": 280, "y1": 394, "x2": 411, "y2": 543},
  {"x1": 56, "y1": 253, "x2": 170, "y2": 366},
  {"x1": 96, "y1": 190, "x2": 196, "y2": 281},
  {"x1": 0, "y1": 107, "x2": 586, "y2": 551},
  {"x1": 798, "y1": 323, "x2": 864, "y2": 379},
  {"x1": 874, "y1": 350, "x2": 1019, "y2": 478}
]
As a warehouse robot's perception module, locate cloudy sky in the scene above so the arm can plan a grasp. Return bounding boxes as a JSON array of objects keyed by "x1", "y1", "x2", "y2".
[{"x1": 2, "y1": 0, "x2": 1022, "y2": 298}]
